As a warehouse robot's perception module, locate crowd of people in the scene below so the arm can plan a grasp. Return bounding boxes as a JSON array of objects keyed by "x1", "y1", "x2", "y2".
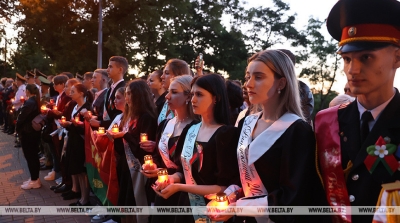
[{"x1": 0, "y1": 0, "x2": 400, "y2": 222}]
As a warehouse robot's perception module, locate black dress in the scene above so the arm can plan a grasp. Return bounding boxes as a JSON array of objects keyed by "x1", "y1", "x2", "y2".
[
  {"x1": 65, "y1": 102, "x2": 92, "y2": 175},
  {"x1": 173, "y1": 125, "x2": 239, "y2": 223},
  {"x1": 151, "y1": 120, "x2": 199, "y2": 223},
  {"x1": 234, "y1": 118, "x2": 328, "y2": 223},
  {"x1": 114, "y1": 112, "x2": 158, "y2": 207}
]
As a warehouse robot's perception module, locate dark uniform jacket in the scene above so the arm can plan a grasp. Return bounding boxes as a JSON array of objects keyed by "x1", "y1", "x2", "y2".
[
  {"x1": 338, "y1": 89, "x2": 400, "y2": 223},
  {"x1": 100, "y1": 81, "x2": 125, "y2": 128}
]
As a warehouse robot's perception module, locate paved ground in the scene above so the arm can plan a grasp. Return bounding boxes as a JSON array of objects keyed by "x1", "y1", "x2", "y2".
[{"x1": 0, "y1": 131, "x2": 91, "y2": 222}]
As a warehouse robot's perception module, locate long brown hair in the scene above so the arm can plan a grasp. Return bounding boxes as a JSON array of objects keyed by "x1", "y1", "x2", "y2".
[{"x1": 121, "y1": 79, "x2": 157, "y2": 128}]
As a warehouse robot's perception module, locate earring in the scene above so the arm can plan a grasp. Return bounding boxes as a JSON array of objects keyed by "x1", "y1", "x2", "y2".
[{"x1": 278, "y1": 89, "x2": 281, "y2": 94}]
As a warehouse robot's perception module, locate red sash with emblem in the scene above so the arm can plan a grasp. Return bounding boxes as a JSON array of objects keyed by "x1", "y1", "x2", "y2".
[{"x1": 315, "y1": 105, "x2": 352, "y2": 223}]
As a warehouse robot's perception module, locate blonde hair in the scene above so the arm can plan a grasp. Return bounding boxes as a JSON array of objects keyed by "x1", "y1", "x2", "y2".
[
  {"x1": 248, "y1": 49, "x2": 304, "y2": 120},
  {"x1": 170, "y1": 75, "x2": 198, "y2": 121}
]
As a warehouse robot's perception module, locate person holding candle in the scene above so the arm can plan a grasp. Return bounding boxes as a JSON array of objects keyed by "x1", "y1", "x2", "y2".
[
  {"x1": 60, "y1": 83, "x2": 93, "y2": 206},
  {"x1": 158, "y1": 59, "x2": 191, "y2": 125},
  {"x1": 44, "y1": 75, "x2": 71, "y2": 183},
  {"x1": 141, "y1": 75, "x2": 198, "y2": 223},
  {"x1": 208, "y1": 50, "x2": 326, "y2": 223},
  {"x1": 17, "y1": 84, "x2": 41, "y2": 189},
  {"x1": 153, "y1": 74, "x2": 239, "y2": 223},
  {"x1": 10, "y1": 73, "x2": 27, "y2": 135},
  {"x1": 106, "y1": 79, "x2": 157, "y2": 223}
]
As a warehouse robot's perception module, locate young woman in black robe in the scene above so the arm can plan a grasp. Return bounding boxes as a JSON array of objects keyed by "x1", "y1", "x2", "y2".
[
  {"x1": 106, "y1": 79, "x2": 158, "y2": 223},
  {"x1": 140, "y1": 75, "x2": 199, "y2": 223},
  {"x1": 153, "y1": 74, "x2": 239, "y2": 223},
  {"x1": 60, "y1": 83, "x2": 93, "y2": 206},
  {"x1": 209, "y1": 50, "x2": 327, "y2": 223}
]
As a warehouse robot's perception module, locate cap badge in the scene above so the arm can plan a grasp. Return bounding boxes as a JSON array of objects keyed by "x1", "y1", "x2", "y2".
[{"x1": 348, "y1": 27, "x2": 357, "y2": 37}]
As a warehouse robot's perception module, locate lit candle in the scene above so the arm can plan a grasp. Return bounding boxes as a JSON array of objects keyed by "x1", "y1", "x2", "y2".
[
  {"x1": 11, "y1": 98, "x2": 14, "y2": 103},
  {"x1": 157, "y1": 168, "x2": 169, "y2": 183},
  {"x1": 9, "y1": 110, "x2": 13, "y2": 114},
  {"x1": 20, "y1": 96, "x2": 25, "y2": 103},
  {"x1": 144, "y1": 155, "x2": 153, "y2": 166},
  {"x1": 215, "y1": 193, "x2": 229, "y2": 211},
  {"x1": 53, "y1": 106, "x2": 57, "y2": 111},
  {"x1": 41, "y1": 105, "x2": 47, "y2": 111},
  {"x1": 98, "y1": 127, "x2": 105, "y2": 134},
  {"x1": 111, "y1": 124, "x2": 119, "y2": 133},
  {"x1": 87, "y1": 111, "x2": 92, "y2": 117},
  {"x1": 61, "y1": 116, "x2": 66, "y2": 123},
  {"x1": 11, "y1": 106, "x2": 15, "y2": 110},
  {"x1": 140, "y1": 133, "x2": 148, "y2": 142},
  {"x1": 50, "y1": 99, "x2": 54, "y2": 104},
  {"x1": 75, "y1": 116, "x2": 80, "y2": 123}
]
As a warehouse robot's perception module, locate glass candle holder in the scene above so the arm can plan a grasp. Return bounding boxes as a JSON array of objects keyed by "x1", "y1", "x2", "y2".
[
  {"x1": 75, "y1": 116, "x2": 80, "y2": 123},
  {"x1": 111, "y1": 124, "x2": 119, "y2": 133},
  {"x1": 61, "y1": 116, "x2": 66, "y2": 123},
  {"x1": 215, "y1": 192, "x2": 229, "y2": 210},
  {"x1": 53, "y1": 106, "x2": 57, "y2": 111},
  {"x1": 20, "y1": 96, "x2": 25, "y2": 103},
  {"x1": 144, "y1": 155, "x2": 153, "y2": 166},
  {"x1": 140, "y1": 133, "x2": 148, "y2": 142},
  {"x1": 98, "y1": 127, "x2": 105, "y2": 134},
  {"x1": 157, "y1": 168, "x2": 169, "y2": 183},
  {"x1": 87, "y1": 111, "x2": 92, "y2": 117}
]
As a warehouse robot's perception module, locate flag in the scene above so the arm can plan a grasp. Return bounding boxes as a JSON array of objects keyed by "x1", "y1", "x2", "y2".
[{"x1": 85, "y1": 121, "x2": 119, "y2": 206}]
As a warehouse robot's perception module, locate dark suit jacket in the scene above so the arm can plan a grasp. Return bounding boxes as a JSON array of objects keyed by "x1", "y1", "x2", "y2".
[
  {"x1": 92, "y1": 89, "x2": 107, "y2": 121},
  {"x1": 338, "y1": 89, "x2": 400, "y2": 223},
  {"x1": 100, "y1": 81, "x2": 125, "y2": 128}
]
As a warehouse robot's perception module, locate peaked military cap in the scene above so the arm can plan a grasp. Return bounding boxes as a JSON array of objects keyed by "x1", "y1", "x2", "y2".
[
  {"x1": 327, "y1": 0, "x2": 400, "y2": 53},
  {"x1": 16, "y1": 73, "x2": 27, "y2": 82},
  {"x1": 34, "y1": 69, "x2": 48, "y2": 78}
]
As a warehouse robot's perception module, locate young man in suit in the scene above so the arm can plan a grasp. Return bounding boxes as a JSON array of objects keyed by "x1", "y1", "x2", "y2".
[
  {"x1": 90, "y1": 56, "x2": 127, "y2": 129},
  {"x1": 315, "y1": 0, "x2": 400, "y2": 222}
]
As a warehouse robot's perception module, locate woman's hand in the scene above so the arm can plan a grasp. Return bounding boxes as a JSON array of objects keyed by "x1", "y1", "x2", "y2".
[
  {"x1": 59, "y1": 121, "x2": 71, "y2": 128},
  {"x1": 89, "y1": 118, "x2": 100, "y2": 127},
  {"x1": 207, "y1": 200, "x2": 236, "y2": 222},
  {"x1": 140, "y1": 165, "x2": 159, "y2": 178},
  {"x1": 152, "y1": 183, "x2": 179, "y2": 199},
  {"x1": 152, "y1": 174, "x2": 174, "y2": 191},
  {"x1": 71, "y1": 117, "x2": 82, "y2": 126},
  {"x1": 139, "y1": 140, "x2": 156, "y2": 153},
  {"x1": 106, "y1": 130, "x2": 125, "y2": 139},
  {"x1": 82, "y1": 111, "x2": 92, "y2": 121},
  {"x1": 52, "y1": 110, "x2": 63, "y2": 116}
]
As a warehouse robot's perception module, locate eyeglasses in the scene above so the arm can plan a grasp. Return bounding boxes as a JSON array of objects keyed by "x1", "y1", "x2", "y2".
[{"x1": 344, "y1": 88, "x2": 351, "y2": 93}]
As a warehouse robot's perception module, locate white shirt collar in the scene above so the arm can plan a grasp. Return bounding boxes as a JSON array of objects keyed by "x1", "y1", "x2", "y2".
[
  {"x1": 357, "y1": 90, "x2": 395, "y2": 121},
  {"x1": 95, "y1": 88, "x2": 106, "y2": 98},
  {"x1": 110, "y1": 79, "x2": 124, "y2": 90}
]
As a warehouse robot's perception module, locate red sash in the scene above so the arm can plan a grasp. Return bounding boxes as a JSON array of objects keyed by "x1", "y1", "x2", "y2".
[{"x1": 315, "y1": 106, "x2": 352, "y2": 223}]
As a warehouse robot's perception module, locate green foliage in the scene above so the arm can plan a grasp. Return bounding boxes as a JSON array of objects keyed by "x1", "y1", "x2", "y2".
[
  {"x1": 312, "y1": 91, "x2": 338, "y2": 117},
  {"x1": 11, "y1": 43, "x2": 55, "y2": 75},
  {"x1": 11, "y1": 0, "x2": 308, "y2": 80},
  {"x1": 299, "y1": 18, "x2": 342, "y2": 113}
]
